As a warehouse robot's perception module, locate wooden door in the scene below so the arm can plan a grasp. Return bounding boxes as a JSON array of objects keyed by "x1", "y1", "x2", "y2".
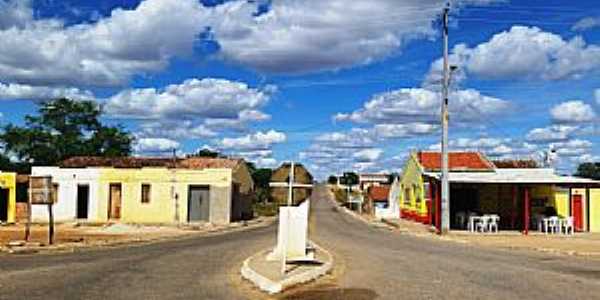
[
  {"x1": 108, "y1": 184, "x2": 122, "y2": 220},
  {"x1": 572, "y1": 194, "x2": 583, "y2": 232}
]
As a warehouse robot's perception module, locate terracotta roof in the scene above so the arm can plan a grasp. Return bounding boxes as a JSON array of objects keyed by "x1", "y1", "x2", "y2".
[
  {"x1": 416, "y1": 151, "x2": 495, "y2": 172},
  {"x1": 492, "y1": 159, "x2": 539, "y2": 169},
  {"x1": 368, "y1": 185, "x2": 390, "y2": 202},
  {"x1": 177, "y1": 157, "x2": 242, "y2": 169},
  {"x1": 60, "y1": 156, "x2": 242, "y2": 170}
]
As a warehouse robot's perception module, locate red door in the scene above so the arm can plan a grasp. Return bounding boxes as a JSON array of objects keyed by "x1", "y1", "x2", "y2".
[{"x1": 572, "y1": 195, "x2": 583, "y2": 232}]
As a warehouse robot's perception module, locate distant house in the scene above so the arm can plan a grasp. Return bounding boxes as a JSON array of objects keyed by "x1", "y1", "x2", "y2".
[
  {"x1": 359, "y1": 173, "x2": 389, "y2": 191},
  {"x1": 364, "y1": 185, "x2": 390, "y2": 215},
  {"x1": 30, "y1": 157, "x2": 254, "y2": 225},
  {"x1": 399, "y1": 151, "x2": 600, "y2": 234},
  {"x1": 270, "y1": 163, "x2": 313, "y2": 205}
]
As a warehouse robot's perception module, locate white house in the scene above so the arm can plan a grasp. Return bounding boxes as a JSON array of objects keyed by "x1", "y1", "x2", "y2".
[
  {"x1": 359, "y1": 173, "x2": 389, "y2": 191},
  {"x1": 31, "y1": 167, "x2": 101, "y2": 223}
]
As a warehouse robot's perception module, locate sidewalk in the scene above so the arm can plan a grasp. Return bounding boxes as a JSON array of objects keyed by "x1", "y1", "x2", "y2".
[
  {"x1": 0, "y1": 217, "x2": 274, "y2": 254},
  {"x1": 448, "y1": 231, "x2": 600, "y2": 258}
]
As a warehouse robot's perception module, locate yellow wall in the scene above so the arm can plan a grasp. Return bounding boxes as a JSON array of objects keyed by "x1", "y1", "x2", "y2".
[
  {"x1": 0, "y1": 172, "x2": 16, "y2": 223},
  {"x1": 589, "y1": 189, "x2": 600, "y2": 233},
  {"x1": 399, "y1": 153, "x2": 428, "y2": 216},
  {"x1": 97, "y1": 168, "x2": 232, "y2": 224}
]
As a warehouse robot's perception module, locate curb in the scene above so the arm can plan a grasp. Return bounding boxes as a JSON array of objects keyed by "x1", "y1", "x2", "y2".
[{"x1": 241, "y1": 241, "x2": 333, "y2": 294}]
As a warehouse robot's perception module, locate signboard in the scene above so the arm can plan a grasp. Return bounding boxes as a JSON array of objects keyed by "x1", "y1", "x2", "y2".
[{"x1": 29, "y1": 176, "x2": 55, "y2": 204}]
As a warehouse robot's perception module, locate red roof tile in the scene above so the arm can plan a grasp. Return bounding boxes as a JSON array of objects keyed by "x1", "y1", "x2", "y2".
[
  {"x1": 60, "y1": 156, "x2": 242, "y2": 170},
  {"x1": 417, "y1": 151, "x2": 494, "y2": 172},
  {"x1": 368, "y1": 185, "x2": 390, "y2": 202}
]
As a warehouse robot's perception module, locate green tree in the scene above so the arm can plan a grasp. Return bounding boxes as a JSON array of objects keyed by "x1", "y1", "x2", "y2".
[
  {"x1": 341, "y1": 172, "x2": 359, "y2": 186},
  {"x1": 0, "y1": 98, "x2": 133, "y2": 167},
  {"x1": 327, "y1": 175, "x2": 338, "y2": 184},
  {"x1": 190, "y1": 148, "x2": 223, "y2": 158},
  {"x1": 575, "y1": 162, "x2": 600, "y2": 180}
]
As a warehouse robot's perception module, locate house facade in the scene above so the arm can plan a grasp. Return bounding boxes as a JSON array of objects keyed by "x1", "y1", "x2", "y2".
[
  {"x1": 30, "y1": 157, "x2": 254, "y2": 225},
  {"x1": 399, "y1": 151, "x2": 600, "y2": 233},
  {"x1": 359, "y1": 173, "x2": 389, "y2": 191},
  {"x1": 0, "y1": 172, "x2": 17, "y2": 223}
]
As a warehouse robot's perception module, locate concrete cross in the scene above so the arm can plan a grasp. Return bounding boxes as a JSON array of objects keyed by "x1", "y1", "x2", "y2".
[{"x1": 268, "y1": 162, "x2": 313, "y2": 274}]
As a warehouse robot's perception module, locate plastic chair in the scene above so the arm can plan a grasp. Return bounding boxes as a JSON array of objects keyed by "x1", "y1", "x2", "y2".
[
  {"x1": 476, "y1": 216, "x2": 490, "y2": 233},
  {"x1": 488, "y1": 214, "x2": 500, "y2": 233},
  {"x1": 548, "y1": 216, "x2": 560, "y2": 234},
  {"x1": 562, "y1": 217, "x2": 574, "y2": 235}
]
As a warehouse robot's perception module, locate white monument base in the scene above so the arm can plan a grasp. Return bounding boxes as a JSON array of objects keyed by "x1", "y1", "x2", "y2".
[{"x1": 266, "y1": 200, "x2": 315, "y2": 262}]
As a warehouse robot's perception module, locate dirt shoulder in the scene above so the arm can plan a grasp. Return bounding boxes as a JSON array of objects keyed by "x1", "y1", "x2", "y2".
[{"x1": 0, "y1": 217, "x2": 275, "y2": 255}]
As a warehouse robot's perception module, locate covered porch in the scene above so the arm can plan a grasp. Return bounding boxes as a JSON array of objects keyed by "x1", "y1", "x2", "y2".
[{"x1": 424, "y1": 169, "x2": 600, "y2": 235}]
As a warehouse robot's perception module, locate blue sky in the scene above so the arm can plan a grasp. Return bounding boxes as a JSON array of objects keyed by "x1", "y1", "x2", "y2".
[{"x1": 1, "y1": 0, "x2": 600, "y2": 178}]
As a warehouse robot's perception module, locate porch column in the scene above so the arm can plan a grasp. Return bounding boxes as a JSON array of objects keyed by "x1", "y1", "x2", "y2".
[
  {"x1": 511, "y1": 186, "x2": 517, "y2": 229},
  {"x1": 436, "y1": 181, "x2": 441, "y2": 234},
  {"x1": 428, "y1": 180, "x2": 434, "y2": 225},
  {"x1": 523, "y1": 187, "x2": 530, "y2": 235}
]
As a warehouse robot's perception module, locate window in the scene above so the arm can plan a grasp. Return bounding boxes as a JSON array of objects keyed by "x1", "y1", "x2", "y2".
[
  {"x1": 415, "y1": 184, "x2": 422, "y2": 204},
  {"x1": 141, "y1": 184, "x2": 151, "y2": 204},
  {"x1": 404, "y1": 188, "x2": 411, "y2": 205}
]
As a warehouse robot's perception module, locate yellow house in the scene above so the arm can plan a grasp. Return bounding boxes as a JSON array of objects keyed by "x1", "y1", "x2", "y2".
[
  {"x1": 33, "y1": 157, "x2": 255, "y2": 225},
  {"x1": 0, "y1": 172, "x2": 17, "y2": 223},
  {"x1": 399, "y1": 151, "x2": 600, "y2": 234},
  {"x1": 97, "y1": 167, "x2": 234, "y2": 224}
]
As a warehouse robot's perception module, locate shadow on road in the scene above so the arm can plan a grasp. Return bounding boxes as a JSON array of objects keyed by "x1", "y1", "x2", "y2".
[{"x1": 280, "y1": 285, "x2": 378, "y2": 300}]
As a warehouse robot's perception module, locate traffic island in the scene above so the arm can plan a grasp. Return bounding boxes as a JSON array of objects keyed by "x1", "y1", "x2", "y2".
[{"x1": 241, "y1": 241, "x2": 333, "y2": 294}]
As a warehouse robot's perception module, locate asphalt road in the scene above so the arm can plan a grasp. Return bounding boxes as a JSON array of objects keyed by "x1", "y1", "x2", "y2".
[
  {"x1": 299, "y1": 185, "x2": 600, "y2": 300},
  {"x1": 0, "y1": 225, "x2": 276, "y2": 300},
  {"x1": 2, "y1": 185, "x2": 600, "y2": 300}
]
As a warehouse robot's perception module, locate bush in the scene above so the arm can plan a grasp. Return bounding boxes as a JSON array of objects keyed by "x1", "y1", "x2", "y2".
[{"x1": 253, "y1": 202, "x2": 279, "y2": 217}]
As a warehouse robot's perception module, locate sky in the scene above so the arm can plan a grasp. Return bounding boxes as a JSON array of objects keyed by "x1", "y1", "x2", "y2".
[{"x1": 1, "y1": 0, "x2": 600, "y2": 179}]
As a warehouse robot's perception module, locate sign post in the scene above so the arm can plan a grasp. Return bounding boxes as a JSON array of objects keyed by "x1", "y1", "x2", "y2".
[{"x1": 29, "y1": 176, "x2": 56, "y2": 245}]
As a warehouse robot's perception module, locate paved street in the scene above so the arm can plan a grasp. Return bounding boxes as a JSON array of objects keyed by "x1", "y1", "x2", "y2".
[
  {"x1": 0, "y1": 225, "x2": 276, "y2": 300},
  {"x1": 2, "y1": 185, "x2": 600, "y2": 300},
  {"x1": 303, "y1": 185, "x2": 600, "y2": 299}
]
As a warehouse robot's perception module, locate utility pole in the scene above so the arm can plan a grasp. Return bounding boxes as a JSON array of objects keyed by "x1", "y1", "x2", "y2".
[{"x1": 440, "y1": 3, "x2": 451, "y2": 234}]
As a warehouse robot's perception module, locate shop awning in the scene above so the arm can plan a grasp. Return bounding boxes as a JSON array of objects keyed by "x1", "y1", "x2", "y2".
[{"x1": 423, "y1": 168, "x2": 600, "y2": 185}]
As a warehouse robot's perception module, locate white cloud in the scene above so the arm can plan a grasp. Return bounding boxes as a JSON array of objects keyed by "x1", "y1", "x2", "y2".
[
  {"x1": 353, "y1": 148, "x2": 383, "y2": 162},
  {"x1": 315, "y1": 128, "x2": 376, "y2": 149},
  {"x1": 550, "y1": 100, "x2": 596, "y2": 124},
  {"x1": 526, "y1": 125, "x2": 579, "y2": 143},
  {"x1": 0, "y1": 83, "x2": 94, "y2": 101},
  {"x1": 134, "y1": 138, "x2": 180, "y2": 153},
  {"x1": 138, "y1": 121, "x2": 217, "y2": 140},
  {"x1": 335, "y1": 88, "x2": 510, "y2": 125},
  {"x1": 374, "y1": 123, "x2": 439, "y2": 139},
  {"x1": 0, "y1": 0, "x2": 209, "y2": 87},
  {"x1": 208, "y1": 0, "x2": 501, "y2": 74},
  {"x1": 217, "y1": 130, "x2": 286, "y2": 151},
  {"x1": 0, "y1": 0, "x2": 32, "y2": 29},
  {"x1": 572, "y1": 17, "x2": 600, "y2": 32},
  {"x1": 105, "y1": 78, "x2": 273, "y2": 131},
  {"x1": 426, "y1": 26, "x2": 600, "y2": 82},
  {"x1": 550, "y1": 139, "x2": 593, "y2": 157}
]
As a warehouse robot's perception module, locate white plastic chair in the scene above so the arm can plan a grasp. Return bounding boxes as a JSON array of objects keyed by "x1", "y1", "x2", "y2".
[
  {"x1": 548, "y1": 216, "x2": 560, "y2": 234},
  {"x1": 488, "y1": 214, "x2": 500, "y2": 233},
  {"x1": 533, "y1": 214, "x2": 545, "y2": 232},
  {"x1": 562, "y1": 217, "x2": 574, "y2": 235},
  {"x1": 476, "y1": 216, "x2": 490, "y2": 233}
]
